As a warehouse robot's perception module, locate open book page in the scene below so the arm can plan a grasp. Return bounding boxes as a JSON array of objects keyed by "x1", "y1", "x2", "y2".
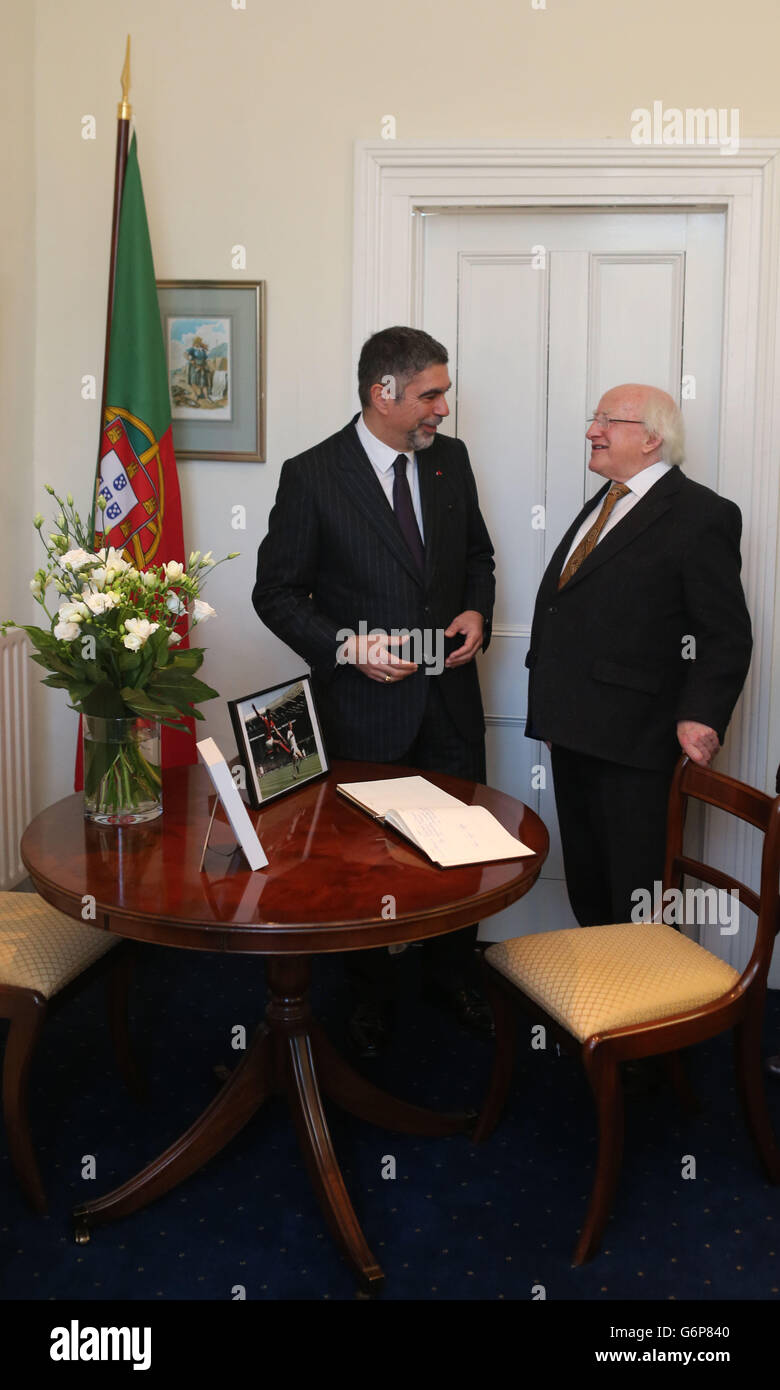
[
  {"x1": 337, "y1": 774, "x2": 464, "y2": 820},
  {"x1": 384, "y1": 804, "x2": 534, "y2": 867}
]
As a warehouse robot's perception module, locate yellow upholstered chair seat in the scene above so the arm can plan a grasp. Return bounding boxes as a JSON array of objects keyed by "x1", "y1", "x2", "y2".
[
  {"x1": 485, "y1": 922, "x2": 741, "y2": 1043},
  {"x1": 0, "y1": 891, "x2": 116, "y2": 999}
]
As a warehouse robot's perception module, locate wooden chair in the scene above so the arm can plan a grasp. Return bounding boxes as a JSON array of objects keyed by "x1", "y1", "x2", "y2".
[
  {"x1": 473, "y1": 757, "x2": 780, "y2": 1265},
  {"x1": 0, "y1": 891, "x2": 144, "y2": 1213}
]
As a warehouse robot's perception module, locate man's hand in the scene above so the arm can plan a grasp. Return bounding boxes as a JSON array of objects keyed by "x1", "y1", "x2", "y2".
[
  {"x1": 677, "y1": 720, "x2": 720, "y2": 766},
  {"x1": 444, "y1": 610, "x2": 484, "y2": 668},
  {"x1": 339, "y1": 632, "x2": 418, "y2": 684}
]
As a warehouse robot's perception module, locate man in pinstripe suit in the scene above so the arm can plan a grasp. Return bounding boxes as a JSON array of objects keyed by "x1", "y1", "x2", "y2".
[{"x1": 253, "y1": 327, "x2": 496, "y2": 1055}]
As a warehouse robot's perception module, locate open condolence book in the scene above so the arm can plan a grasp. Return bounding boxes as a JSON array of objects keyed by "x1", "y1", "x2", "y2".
[{"x1": 336, "y1": 775, "x2": 534, "y2": 868}]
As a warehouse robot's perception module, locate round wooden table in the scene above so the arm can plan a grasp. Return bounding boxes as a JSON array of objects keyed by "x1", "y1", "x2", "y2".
[{"x1": 21, "y1": 760, "x2": 548, "y2": 1292}]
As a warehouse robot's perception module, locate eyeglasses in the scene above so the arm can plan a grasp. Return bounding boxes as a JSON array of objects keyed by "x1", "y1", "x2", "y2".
[{"x1": 587, "y1": 414, "x2": 646, "y2": 430}]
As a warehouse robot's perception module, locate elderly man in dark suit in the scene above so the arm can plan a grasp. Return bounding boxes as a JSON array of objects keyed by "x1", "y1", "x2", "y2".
[
  {"x1": 526, "y1": 383, "x2": 752, "y2": 929},
  {"x1": 252, "y1": 326, "x2": 495, "y2": 1054}
]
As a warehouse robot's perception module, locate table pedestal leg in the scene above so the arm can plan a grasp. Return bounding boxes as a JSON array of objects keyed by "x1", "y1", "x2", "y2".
[
  {"x1": 73, "y1": 1025, "x2": 275, "y2": 1238},
  {"x1": 73, "y1": 952, "x2": 472, "y2": 1293},
  {"x1": 312, "y1": 1022, "x2": 473, "y2": 1136},
  {"x1": 265, "y1": 956, "x2": 383, "y2": 1290},
  {"x1": 283, "y1": 1029, "x2": 384, "y2": 1291}
]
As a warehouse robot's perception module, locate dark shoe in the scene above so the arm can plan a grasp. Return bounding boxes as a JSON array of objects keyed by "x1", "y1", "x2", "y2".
[
  {"x1": 348, "y1": 1002, "x2": 393, "y2": 1059},
  {"x1": 422, "y1": 977, "x2": 495, "y2": 1037}
]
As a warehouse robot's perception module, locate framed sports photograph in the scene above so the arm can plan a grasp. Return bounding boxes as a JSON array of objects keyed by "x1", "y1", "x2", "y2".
[
  {"x1": 156, "y1": 280, "x2": 265, "y2": 461},
  {"x1": 228, "y1": 675, "x2": 329, "y2": 809}
]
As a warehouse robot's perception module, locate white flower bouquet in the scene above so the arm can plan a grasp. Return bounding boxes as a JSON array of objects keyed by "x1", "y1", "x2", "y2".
[{"x1": 3, "y1": 486, "x2": 237, "y2": 820}]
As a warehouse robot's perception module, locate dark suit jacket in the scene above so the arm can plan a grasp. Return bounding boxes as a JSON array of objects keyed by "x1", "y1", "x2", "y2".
[
  {"x1": 252, "y1": 416, "x2": 495, "y2": 760},
  {"x1": 525, "y1": 467, "x2": 752, "y2": 771}
]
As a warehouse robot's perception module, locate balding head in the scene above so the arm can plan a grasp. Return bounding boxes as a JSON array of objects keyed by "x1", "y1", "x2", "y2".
[{"x1": 587, "y1": 384, "x2": 685, "y2": 482}]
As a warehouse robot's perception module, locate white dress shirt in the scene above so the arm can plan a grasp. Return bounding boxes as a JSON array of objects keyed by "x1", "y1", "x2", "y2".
[
  {"x1": 355, "y1": 413, "x2": 425, "y2": 540},
  {"x1": 560, "y1": 461, "x2": 672, "y2": 572}
]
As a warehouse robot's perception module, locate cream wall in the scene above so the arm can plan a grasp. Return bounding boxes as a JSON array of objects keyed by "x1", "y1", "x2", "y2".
[
  {"x1": 1, "y1": 4, "x2": 35, "y2": 632},
  {"x1": 12, "y1": 0, "x2": 780, "y2": 811}
]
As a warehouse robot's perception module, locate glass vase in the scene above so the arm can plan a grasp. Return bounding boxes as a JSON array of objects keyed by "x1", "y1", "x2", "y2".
[{"x1": 82, "y1": 715, "x2": 163, "y2": 825}]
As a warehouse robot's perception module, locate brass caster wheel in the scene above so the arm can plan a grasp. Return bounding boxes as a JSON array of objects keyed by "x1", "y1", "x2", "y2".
[{"x1": 73, "y1": 1213, "x2": 91, "y2": 1245}]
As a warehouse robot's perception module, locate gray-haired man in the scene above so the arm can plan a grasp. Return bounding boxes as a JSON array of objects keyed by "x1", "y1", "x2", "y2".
[{"x1": 526, "y1": 383, "x2": 752, "y2": 928}]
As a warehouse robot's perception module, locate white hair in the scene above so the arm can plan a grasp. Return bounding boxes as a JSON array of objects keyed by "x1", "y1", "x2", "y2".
[{"x1": 642, "y1": 394, "x2": 685, "y2": 466}]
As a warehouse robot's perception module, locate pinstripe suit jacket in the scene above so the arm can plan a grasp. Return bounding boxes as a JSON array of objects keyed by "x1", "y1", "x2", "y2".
[
  {"x1": 525, "y1": 468, "x2": 752, "y2": 770},
  {"x1": 252, "y1": 416, "x2": 495, "y2": 760}
]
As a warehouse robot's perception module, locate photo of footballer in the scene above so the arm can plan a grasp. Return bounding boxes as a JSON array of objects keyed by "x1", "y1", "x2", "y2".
[{"x1": 228, "y1": 675, "x2": 328, "y2": 808}]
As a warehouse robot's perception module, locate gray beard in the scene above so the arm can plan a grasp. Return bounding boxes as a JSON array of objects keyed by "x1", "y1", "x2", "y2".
[{"x1": 407, "y1": 428, "x2": 435, "y2": 451}]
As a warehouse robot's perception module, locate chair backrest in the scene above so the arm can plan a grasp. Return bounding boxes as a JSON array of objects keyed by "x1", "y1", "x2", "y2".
[{"x1": 663, "y1": 757, "x2": 780, "y2": 988}]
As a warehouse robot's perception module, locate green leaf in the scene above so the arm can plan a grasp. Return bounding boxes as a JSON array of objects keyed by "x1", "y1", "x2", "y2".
[
  {"x1": 40, "y1": 674, "x2": 74, "y2": 691},
  {"x1": 81, "y1": 683, "x2": 134, "y2": 719},
  {"x1": 119, "y1": 686, "x2": 182, "y2": 718},
  {"x1": 22, "y1": 625, "x2": 62, "y2": 654},
  {"x1": 28, "y1": 649, "x2": 77, "y2": 678},
  {"x1": 147, "y1": 625, "x2": 171, "y2": 663},
  {"x1": 151, "y1": 672, "x2": 218, "y2": 701},
  {"x1": 168, "y1": 647, "x2": 204, "y2": 674},
  {"x1": 83, "y1": 737, "x2": 118, "y2": 799}
]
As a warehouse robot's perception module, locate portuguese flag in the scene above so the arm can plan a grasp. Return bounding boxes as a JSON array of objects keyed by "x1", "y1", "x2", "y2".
[{"x1": 75, "y1": 131, "x2": 195, "y2": 787}]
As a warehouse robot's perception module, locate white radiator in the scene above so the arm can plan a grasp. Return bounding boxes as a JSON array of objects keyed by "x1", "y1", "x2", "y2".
[{"x1": 0, "y1": 629, "x2": 32, "y2": 889}]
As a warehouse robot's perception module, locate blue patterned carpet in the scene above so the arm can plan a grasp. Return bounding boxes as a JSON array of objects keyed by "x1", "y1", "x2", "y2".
[{"x1": 2, "y1": 942, "x2": 780, "y2": 1304}]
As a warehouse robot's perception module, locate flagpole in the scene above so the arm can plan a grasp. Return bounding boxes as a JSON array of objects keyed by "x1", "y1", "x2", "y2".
[{"x1": 92, "y1": 34, "x2": 132, "y2": 542}]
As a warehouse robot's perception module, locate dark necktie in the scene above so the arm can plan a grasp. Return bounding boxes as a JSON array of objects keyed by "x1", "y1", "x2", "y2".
[
  {"x1": 558, "y1": 482, "x2": 631, "y2": 589},
  {"x1": 392, "y1": 454, "x2": 425, "y2": 575}
]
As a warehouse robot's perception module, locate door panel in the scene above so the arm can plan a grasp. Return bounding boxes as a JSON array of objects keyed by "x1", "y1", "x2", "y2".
[{"x1": 422, "y1": 208, "x2": 725, "y2": 940}]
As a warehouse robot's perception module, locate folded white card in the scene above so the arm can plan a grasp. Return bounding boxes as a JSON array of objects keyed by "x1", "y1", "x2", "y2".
[{"x1": 197, "y1": 737, "x2": 268, "y2": 871}]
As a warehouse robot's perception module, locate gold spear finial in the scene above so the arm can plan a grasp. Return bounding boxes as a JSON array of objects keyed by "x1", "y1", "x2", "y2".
[{"x1": 117, "y1": 35, "x2": 132, "y2": 120}]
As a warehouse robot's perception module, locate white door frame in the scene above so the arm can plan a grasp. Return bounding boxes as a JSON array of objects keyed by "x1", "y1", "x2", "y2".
[{"x1": 352, "y1": 139, "x2": 780, "y2": 961}]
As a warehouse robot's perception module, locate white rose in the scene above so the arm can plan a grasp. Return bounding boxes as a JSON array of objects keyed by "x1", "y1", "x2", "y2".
[
  {"x1": 165, "y1": 560, "x2": 185, "y2": 581},
  {"x1": 58, "y1": 600, "x2": 89, "y2": 624},
  {"x1": 54, "y1": 620, "x2": 81, "y2": 641},
  {"x1": 29, "y1": 578, "x2": 43, "y2": 598},
  {"x1": 166, "y1": 593, "x2": 186, "y2": 616},
  {"x1": 122, "y1": 617, "x2": 160, "y2": 650},
  {"x1": 82, "y1": 588, "x2": 120, "y2": 615},
  {"x1": 167, "y1": 630, "x2": 183, "y2": 646},
  {"x1": 201, "y1": 551, "x2": 214, "y2": 566},
  {"x1": 90, "y1": 567, "x2": 107, "y2": 590},
  {"x1": 60, "y1": 548, "x2": 94, "y2": 570},
  {"x1": 104, "y1": 546, "x2": 130, "y2": 573},
  {"x1": 192, "y1": 599, "x2": 216, "y2": 625},
  {"x1": 142, "y1": 570, "x2": 159, "y2": 589}
]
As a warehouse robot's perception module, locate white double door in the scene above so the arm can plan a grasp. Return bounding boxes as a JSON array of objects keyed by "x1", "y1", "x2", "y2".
[{"x1": 420, "y1": 207, "x2": 726, "y2": 937}]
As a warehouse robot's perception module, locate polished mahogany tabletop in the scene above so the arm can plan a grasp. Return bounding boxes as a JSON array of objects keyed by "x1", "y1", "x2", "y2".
[{"x1": 21, "y1": 760, "x2": 549, "y2": 954}]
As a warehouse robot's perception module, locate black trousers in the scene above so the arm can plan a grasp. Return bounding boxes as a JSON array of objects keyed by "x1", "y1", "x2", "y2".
[
  {"x1": 347, "y1": 678, "x2": 487, "y2": 1005},
  {"x1": 550, "y1": 746, "x2": 673, "y2": 927}
]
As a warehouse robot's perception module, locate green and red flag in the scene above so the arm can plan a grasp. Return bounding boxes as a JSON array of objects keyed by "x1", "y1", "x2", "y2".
[{"x1": 75, "y1": 129, "x2": 196, "y2": 787}]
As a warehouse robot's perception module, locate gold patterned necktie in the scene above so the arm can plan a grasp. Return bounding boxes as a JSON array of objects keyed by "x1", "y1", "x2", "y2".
[{"x1": 558, "y1": 482, "x2": 631, "y2": 589}]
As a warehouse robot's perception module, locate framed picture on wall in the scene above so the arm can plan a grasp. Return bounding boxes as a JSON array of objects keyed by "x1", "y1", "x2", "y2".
[
  {"x1": 156, "y1": 280, "x2": 265, "y2": 461},
  {"x1": 228, "y1": 675, "x2": 329, "y2": 809}
]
